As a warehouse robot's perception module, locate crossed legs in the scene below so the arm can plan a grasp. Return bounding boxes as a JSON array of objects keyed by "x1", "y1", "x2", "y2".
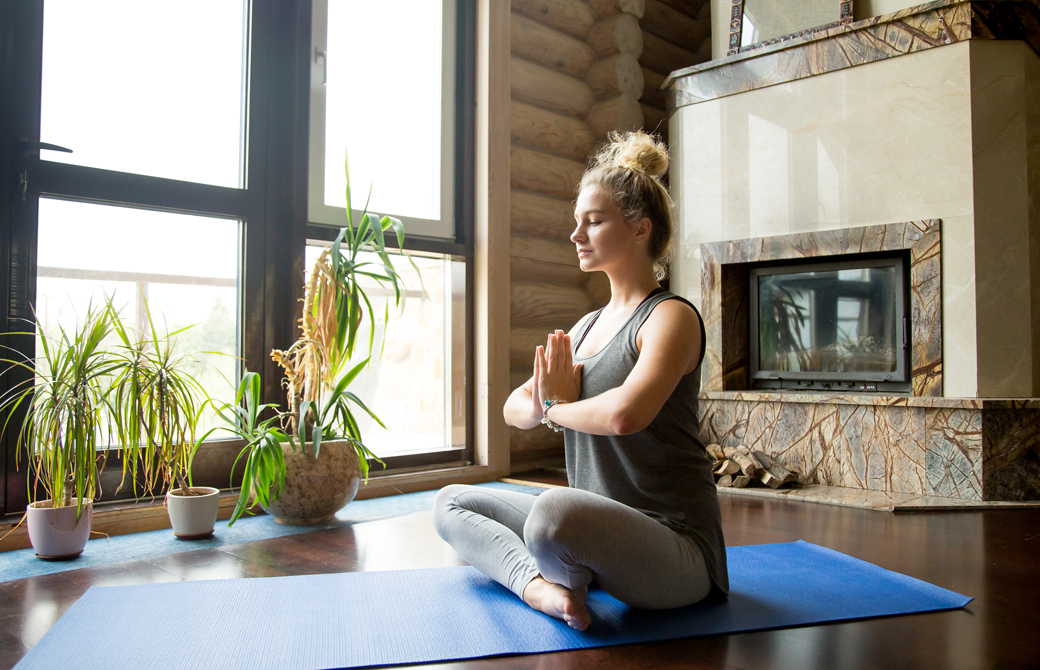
[{"x1": 432, "y1": 485, "x2": 711, "y2": 630}]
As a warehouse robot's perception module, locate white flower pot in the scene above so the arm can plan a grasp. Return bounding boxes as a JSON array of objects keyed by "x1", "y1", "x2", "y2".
[
  {"x1": 166, "y1": 487, "x2": 220, "y2": 539},
  {"x1": 26, "y1": 499, "x2": 93, "y2": 560}
]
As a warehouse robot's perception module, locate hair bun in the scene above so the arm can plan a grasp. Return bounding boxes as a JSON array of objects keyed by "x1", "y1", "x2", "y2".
[{"x1": 604, "y1": 131, "x2": 669, "y2": 178}]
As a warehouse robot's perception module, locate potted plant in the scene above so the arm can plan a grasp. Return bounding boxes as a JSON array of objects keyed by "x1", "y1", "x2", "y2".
[
  {"x1": 109, "y1": 300, "x2": 217, "y2": 539},
  {"x1": 0, "y1": 300, "x2": 119, "y2": 559},
  {"x1": 225, "y1": 156, "x2": 424, "y2": 525}
]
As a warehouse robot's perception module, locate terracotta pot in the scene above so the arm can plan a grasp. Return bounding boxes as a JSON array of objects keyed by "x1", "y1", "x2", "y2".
[
  {"x1": 264, "y1": 440, "x2": 361, "y2": 525},
  {"x1": 26, "y1": 499, "x2": 93, "y2": 560},
  {"x1": 166, "y1": 486, "x2": 220, "y2": 539}
]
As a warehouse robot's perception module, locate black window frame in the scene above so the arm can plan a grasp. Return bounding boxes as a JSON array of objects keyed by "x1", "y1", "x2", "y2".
[{"x1": 0, "y1": 0, "x2": 475, "y2": 518}]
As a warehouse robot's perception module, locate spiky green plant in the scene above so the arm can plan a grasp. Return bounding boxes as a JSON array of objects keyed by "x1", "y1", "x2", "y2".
[
  {"x1": 109, "y1": 293, "x2": 207, "y2": 498},
  {"x1": 203, "y1": 371, "x2": 288, "y2": 526},
  {"x1": 0, "y1": 300, "x2": 120, "y2": 519}
]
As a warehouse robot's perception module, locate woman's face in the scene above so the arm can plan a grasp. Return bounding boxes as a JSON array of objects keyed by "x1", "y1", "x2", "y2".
[{"x1": 571, "y1": 184, "x2": 649, "y2": 274}]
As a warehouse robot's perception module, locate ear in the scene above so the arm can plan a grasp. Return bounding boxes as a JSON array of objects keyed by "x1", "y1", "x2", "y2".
[{"x1": 634, "y1": 217, "x2": 653, "y2": 245}]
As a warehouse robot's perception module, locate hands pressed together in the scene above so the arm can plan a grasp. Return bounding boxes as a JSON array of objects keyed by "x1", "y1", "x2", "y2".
[{"x1": 531, "y1": 329, "x2": 583, "y2": 422}]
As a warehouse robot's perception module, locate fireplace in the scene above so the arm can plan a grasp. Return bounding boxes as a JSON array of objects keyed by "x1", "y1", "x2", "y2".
[{"x1": 749, "y1": 254, "x2": 910, "y2": 393}]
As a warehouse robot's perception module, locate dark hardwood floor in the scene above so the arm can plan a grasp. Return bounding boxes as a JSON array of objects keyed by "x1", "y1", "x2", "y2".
[{"x1": 2, "y1": 481, "x2": 1038, "y2": 670}]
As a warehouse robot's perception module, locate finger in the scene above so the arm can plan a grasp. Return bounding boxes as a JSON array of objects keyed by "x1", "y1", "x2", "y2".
[
  {"x1": 563, "y1": 333, "x2": 573, "y2": 372},
  {"x1": 573, "y1": 362, "x2": 583, "y2": 393},
  {"x1": 546, "y1": 334, "x2": 556, "y2": 374}
]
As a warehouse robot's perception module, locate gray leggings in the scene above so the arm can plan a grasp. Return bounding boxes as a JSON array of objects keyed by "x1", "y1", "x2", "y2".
[{"x1": 432, "y1": 485, "x2": 711, "y2": 609}]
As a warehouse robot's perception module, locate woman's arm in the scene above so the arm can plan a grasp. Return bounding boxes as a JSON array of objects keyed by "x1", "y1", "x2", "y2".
[
  {"x1": 540, "y1": 300, "x2": 702, "y2": 436},
  {"x1": 504, "y1": 328, "x2": 584, "y2": 429}
]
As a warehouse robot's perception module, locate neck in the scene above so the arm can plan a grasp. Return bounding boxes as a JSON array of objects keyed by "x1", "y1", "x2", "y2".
[{"x1": 604, "y1": 262, "x2": 661, "y2": 311}]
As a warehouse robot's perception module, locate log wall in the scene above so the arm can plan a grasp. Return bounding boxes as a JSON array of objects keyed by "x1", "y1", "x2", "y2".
[
  {"x1": 507, "y1": 0, "x2": 651, "y2": 471},
  {"x1": 505, "y1": 0, "x2": 711, "y2": 471},
  {"x1": 637, "y1": 0, "x2": 711, "y2": 144}
]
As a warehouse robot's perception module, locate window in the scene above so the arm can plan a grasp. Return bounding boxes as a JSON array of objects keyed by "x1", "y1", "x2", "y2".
[
  {"x1": 0, "y1": 0, "x2": 474, "y2": 515},
  {"x1": 308, "y1": 0, "x2": 457, "y2": 239}
]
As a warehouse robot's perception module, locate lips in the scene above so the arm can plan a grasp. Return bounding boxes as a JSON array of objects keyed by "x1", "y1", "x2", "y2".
[{"x1": 577, "y1": 248, "x2": 591, "y2": 257}]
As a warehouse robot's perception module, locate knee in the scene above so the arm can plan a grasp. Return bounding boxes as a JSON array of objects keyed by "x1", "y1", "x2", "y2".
[
  {"x1": 523, "y1": 489, "x2": 588, "y2": 554},
  {"x1": 431, "y1": 484, "x2": 469, "y2": 539}
]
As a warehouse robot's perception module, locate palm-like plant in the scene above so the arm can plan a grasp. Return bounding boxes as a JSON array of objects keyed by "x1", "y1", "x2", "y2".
[
  {"x1": 109, "y1": 296, "x2": 207, "y2": 499},
  {"x1": 271, "y1": 152, "x2": 424, "y2": 472},
  {"x1": 0, "y1": 301, "x2": 120, "y2": 519}
]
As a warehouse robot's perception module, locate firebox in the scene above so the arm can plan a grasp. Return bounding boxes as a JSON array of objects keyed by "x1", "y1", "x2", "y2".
[{"x1": 748, "y1": 253, "x2": 911, "y2": 393}]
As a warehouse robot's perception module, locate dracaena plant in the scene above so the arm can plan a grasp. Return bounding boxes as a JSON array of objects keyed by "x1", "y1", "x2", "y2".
[
  {"x1": 223, "y1": 152, "x2": 426, "y2": 524},
  {"x1": 0, "y1": 300, "x2": 120, "y2": 519},
  {"x1": 270, "y1": 152, "x2": 425, "y2": 472},
  {"x1": 109, "y1": 294, "x2": 207, "y2": 499}
]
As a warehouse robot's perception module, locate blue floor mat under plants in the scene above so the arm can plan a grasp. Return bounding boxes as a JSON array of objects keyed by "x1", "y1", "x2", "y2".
[
  {"x1": 0, "y1": 481, "x2": 543, "y2": 583},
  {"x1": 12, "y1": 540, "x2": 972, "y2": 670}
]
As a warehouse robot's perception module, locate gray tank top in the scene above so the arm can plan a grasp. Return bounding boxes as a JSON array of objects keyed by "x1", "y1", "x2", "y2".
[{"x1": 565, "y1": 290, "x2": 729, "y2": 596}]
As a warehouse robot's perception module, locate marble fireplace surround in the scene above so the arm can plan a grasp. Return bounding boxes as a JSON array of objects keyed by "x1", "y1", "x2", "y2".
[
  {"x1": 698, "y1": 221, "x2": 1040, "y2": 501},
  {"x1": 700, "y1": 219, "x2": 942, "y2": 397}
]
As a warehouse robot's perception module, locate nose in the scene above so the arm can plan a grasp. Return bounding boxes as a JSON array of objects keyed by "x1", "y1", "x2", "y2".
[{"x1": 570, "y1": 222, "x2": 584, "y2": 244}]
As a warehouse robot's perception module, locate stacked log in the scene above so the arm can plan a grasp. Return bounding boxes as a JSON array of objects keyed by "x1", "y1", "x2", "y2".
[
  {"x1": 635, "y1": 0, "x2": 711, "y2": 144},
  {"x1": 705, "y1": 444, "x2": 803, "y2": 490},
  {"x1": 509, "y1": 0, "x2": 677, "y2": 471}
]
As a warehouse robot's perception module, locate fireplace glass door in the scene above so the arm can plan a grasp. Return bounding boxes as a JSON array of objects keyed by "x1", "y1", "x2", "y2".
[{"x1": 749, "y1": 256, "x2": 909, "y2": 392}]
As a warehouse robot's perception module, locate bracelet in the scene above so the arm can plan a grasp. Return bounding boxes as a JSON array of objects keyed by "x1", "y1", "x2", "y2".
[{"x1": 541, "y1": 399, "x2": 568, "y2": 433}]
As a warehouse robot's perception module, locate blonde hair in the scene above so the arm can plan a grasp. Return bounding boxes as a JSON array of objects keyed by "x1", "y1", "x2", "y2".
[{"x1": 578, "y1": 131, "x2": 674, "y2": 279}]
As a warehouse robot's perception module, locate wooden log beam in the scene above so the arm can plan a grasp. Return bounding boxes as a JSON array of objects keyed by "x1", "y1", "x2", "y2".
[
  {"x1": 586, "y1": 53, "x2": 644, "y2": 100},
  {"x1": 587, "y1": 14, "x2": 643, "y2": 58},
  {"x1": 510, "y1": 235, "x2": 583, "y2": 284},
  {"x1": 510, "y1": 424, "x2": 565, "y2": 453},
  {"x1": 512, "y1": 325, "x2": 550, "y2": 368},
  {"x1": 654, "y1": 0, "x2": 707, "y2": 16},
  {"x1": 511, "y1": 0, "x2": 597, "y2": 40},
  {"x1": 639, "y1": 30, "x2": 700, "y2": 74},
  {"x1": 511, "y1": 190, "x2": 576, "y2": 242},
  {"x1": 588, "y1": 0, "x2": 646, "y2": 18},
  {"x1": 586, "y1": 271, "x2": 611, "y2": 306},
  {"x1": 511, "y1": 282, "x2": 593, "y2": 328},
  {"x1": 512, "y1": 257, "x2": 586, "y2": 285},
  {"x1": 511, "y1": 12, "x2": 596, "y2": 79},
  {"x1": 511, "y1": 101, "x2": 597, "y2": 162},
  {"x1": 640, "y1": 67, "x2": 666, "y2": 109},
  {"x1": 586, "y1": 94, "x2": 644, "y2": 138},
  {"x1": 511, "y1": 145, "x2": 586, "y2": 200},
  {"x1": 511, "y1": 56, "x2": 595, "y2": 119},
  {"x1": 642, "y1": 0, "x2": 708, "y2": 53},
  {"x1": 641, "y1": 103, "x2": 668, "y2": 137}
]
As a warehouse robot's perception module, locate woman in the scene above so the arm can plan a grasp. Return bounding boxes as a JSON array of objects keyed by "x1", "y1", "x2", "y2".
[{"x1": 433, "y1": 131, "x2": 727, "y2": 631}]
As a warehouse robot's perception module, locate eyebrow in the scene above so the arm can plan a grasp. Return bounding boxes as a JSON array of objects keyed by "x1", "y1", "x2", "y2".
[{"x1": 575, "y1": 209, "x2": 607, "y2": 217}]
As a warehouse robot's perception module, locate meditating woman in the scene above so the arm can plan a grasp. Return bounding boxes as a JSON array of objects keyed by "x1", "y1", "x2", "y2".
[{"x1": 433, "y1": 131, "x2": 728, "y2": 630}]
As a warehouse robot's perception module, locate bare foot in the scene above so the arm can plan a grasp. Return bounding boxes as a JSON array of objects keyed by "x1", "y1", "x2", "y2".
[{"x1": 522, "y1": 576, "x2": 592, "y2": 631}]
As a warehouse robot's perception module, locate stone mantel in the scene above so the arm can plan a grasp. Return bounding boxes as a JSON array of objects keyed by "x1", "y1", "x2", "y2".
[{"x1": 664, "y1": 0, "x2": 1040, "y2": 109}]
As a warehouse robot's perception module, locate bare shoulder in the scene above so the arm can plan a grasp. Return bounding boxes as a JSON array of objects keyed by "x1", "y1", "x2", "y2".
[{"x1": 645, "y1": 297, "x2": 700, "y2": 332}]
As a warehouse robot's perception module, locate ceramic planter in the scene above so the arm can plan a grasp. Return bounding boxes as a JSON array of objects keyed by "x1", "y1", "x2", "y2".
[
  {"x1": 26, "y1": 499, "x2": 93, "y2": 560},
  {"x1": 166, "y1": 486, "x2": 221, "y2": 539},
  {"x1": 265, "y1": 439, "x2": 361, "y2": 525}
]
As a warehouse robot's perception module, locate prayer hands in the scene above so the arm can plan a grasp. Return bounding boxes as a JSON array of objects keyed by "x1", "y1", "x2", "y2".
[{"x1": 535, "y1": 330, "x2": 583, "y2": 407}]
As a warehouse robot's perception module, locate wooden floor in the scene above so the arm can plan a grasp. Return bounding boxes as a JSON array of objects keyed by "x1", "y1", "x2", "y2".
[{"x1": 2, "y1": 480, "x2": 1038, "y2": 670}]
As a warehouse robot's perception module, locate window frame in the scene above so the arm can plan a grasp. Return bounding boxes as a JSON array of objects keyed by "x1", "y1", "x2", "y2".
[
  {"x1": 307, "y1": 0, "x2": 458, "y2": 240},
  {"x1": 0, "y1": 0, "x2": 475, "y2": 518}
]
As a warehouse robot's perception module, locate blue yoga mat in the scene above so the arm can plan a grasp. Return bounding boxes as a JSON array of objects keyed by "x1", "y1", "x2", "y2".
[{"x1": 14, "y1": 541, "x2": 970, "y2": 670}]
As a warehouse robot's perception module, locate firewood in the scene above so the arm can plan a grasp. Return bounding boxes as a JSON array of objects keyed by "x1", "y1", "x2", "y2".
[
  {"x1": 716, "y1": 474, "x2": 733, "y2": 487},
  {"x1": 714, "y1": 459, "x2": 740, "y2": 477},
  {"x1": 753, "y1": 450, "x2": 798, "y2": 486},
  {"x1": 731, "y1": 475, "x2": 751, "y2": 488},
  {"x1": 758, "y1": 470, "x2": 782, "y2": 489},
  {"x1": 723, "y1": 447, "x2": 763, "y2": 479},
  {"x1": 706, "y1": 444, "x2": 725, "y2": 462}
]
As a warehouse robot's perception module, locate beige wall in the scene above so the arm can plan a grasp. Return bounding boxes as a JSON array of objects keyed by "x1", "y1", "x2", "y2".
[{"x1": 670, "y1": 41, "x2": 1040, "y2": 398}]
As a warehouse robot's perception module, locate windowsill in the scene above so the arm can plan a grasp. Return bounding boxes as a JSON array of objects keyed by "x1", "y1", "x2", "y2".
[{"x1": 0, "y1": 463, "x2": 492, "y2": 553}]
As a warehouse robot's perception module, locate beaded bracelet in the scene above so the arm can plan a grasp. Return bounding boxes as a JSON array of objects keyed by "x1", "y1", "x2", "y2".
[{"x1": 541, "y1": 399, "x2": 568, "y2": 432}]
